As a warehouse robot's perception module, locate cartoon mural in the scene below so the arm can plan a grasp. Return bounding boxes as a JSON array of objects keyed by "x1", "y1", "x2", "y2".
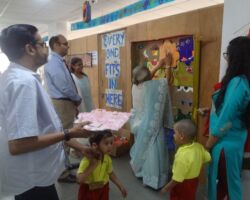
[
  {"x1": 171, "y1": 86, "x2": 193, "y2": 121},
  {"x1": 132, "y1": 36, "x2": 199, "y2": 122}
]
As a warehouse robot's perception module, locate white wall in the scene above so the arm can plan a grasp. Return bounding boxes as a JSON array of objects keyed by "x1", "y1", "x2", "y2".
[
  {"x1": 48, "y1": 21, "x2": 67, "y2": 38},
  {"x1": 219, "y1": 0, "x2": 250, "y2": 79},
  {"x1": 0, "y1": 52, "x2": 10, "y2": 74}
]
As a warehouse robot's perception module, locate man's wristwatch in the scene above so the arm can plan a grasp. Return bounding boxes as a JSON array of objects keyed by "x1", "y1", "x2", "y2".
[{"x1": 63, "y1": 129, "x2": 71, "y2": 141}]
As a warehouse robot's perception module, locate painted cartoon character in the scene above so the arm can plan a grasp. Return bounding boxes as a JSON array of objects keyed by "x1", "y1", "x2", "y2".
[
  {"x1": 159, "y1": 40, "x2": 180, "y2": 84},
  {"x1": 177, "y1": 36, "x2": 194, "y2": 73},
  {"x1": 146, "y1": 45, "x2": 166, "y2": 79}
]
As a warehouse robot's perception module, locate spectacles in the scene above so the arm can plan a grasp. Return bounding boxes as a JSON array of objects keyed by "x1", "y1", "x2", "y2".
[
  {"x1": 58, "y1": 42, "x2": 69, "y2": 47},
  {"x1": 223, "y1": 52, "x2": 228, "y2": 60},
  {"x1": 36, "y1": 41, "x2": 47, "y2": 48}
]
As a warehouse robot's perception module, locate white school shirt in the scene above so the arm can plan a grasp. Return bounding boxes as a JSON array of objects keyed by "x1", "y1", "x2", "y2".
[{"x1": 0, "y1": 62, "x2": 65, "y2": 195}]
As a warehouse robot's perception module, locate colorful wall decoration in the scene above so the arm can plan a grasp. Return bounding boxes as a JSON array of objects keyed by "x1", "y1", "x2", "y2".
[
  {"x1": 71, "y1": 0, "x2": 174, "y2": 31},
  {"x1": 131, "y1": 35, "x2": 199, "y2": 122},
  {"x1": 102, "y1": 30, "x2": 125, "y2": 109}
]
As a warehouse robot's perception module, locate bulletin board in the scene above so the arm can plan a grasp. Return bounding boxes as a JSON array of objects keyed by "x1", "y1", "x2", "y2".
[
  {"x1": 131, "y1": 35, "x2": 200, "y2": 122},
  {"x1": 66, "y1": 53, "x2": 92, "y2": 67},
  {"x1": 100, "y1": 30, "x2": 126, "y2": 110}
]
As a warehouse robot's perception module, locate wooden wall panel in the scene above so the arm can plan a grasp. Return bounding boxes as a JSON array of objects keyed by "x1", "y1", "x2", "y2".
[
  {"x1": 86, "y1": 35, "x2": 98, "y2": 51},
  {"x1": 197, "y1": 6, "x2": 224, "y2": 144},
  {"x1": 69, "y1": 38, "x2": 85, "y2": 53},
  {"x1": 97, "y1": 35, "x2": 105, "y2": 109},
  {"x1": 127, "y1": 23, "x2": 148, "y2": 42},
  {"x1": 124, "y1": 39, "x2": 132, "y2": 111}
]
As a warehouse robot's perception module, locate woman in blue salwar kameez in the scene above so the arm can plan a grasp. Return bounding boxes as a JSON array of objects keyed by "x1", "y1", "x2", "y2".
[
  {"x1": 129, "y1": 66, "x2": 173, "y2": 189},
  {"x1": 206, "y1": 36, "x2": 250, "y2": 200}
]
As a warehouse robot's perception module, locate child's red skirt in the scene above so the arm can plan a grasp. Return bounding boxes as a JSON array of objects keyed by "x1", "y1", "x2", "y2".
[
  {"x1": 78, "y1": 183, "x2": 109, "y2": 200},
  {"x1": 170, "y1": 178, "x2": 199, "y2": 200}
]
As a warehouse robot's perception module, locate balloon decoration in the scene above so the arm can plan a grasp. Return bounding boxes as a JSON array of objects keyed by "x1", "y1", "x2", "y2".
[{"x1": 83, "y1": 1, "x2": 91, "y2": 23}]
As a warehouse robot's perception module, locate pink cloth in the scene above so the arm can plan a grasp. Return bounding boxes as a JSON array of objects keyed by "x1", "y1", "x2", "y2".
[{"x1": 75, "y1": 109, "x2": 131, "y2": 131}]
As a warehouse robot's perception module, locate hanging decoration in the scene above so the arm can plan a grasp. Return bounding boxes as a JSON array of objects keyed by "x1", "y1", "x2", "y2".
[
  {"x1": 83, "y1": 1, "x2": 91, "y2": 23},
  {"x1": 143, "y1": 0, "x2": 150, "y2": 9}
]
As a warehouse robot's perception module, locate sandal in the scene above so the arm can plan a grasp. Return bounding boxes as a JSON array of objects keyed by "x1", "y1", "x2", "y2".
[{"x1": 58, "y1": 174, "x2": 76, "y2": 183}]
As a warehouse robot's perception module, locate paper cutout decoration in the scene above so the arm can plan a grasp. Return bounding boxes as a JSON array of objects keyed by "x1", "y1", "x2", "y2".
[
  {"x1": 178, "y1": 37, "x2": 194, "y2": 66},
  {"x1": 76, "y1": 109, "x2": 131, "y2": 131},
  {"x1": 82, "y1": 53, "x2": 92, "y2": 67}
]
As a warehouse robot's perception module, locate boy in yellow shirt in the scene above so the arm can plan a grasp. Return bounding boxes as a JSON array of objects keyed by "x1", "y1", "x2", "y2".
[
  {"x1": 77, "y1": 130, "x2": 127, "y2": 200},
  {"x1": 161, "y1": 119, "x2": 211, "y2": 200}
]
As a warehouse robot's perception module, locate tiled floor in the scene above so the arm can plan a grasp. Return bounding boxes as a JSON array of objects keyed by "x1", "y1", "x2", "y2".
[
  {"x1": 2, "y1": 154, "x2": 250, "y2": 200},
  {"x1": 56, "y1": 154, "x2": 167, "y2": 200},
  {"x1": 56, "y1": 154, "x2": 250, "y2": 200}
]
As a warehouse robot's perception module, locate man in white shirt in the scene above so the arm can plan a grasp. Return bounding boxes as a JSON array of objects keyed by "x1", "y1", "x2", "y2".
[{"x1": 0, "y1": 24, "x2": 94, "y2": 200}]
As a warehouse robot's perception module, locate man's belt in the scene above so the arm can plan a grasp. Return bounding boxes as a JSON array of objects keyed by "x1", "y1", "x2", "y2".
[{"x1": 52, "y1": 98, "x2": 72, "y2": 101}]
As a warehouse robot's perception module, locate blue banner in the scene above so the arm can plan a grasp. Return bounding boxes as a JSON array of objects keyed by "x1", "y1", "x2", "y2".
[{"x1": 71, "y1": 0, "x2": 174, "y2": 31}]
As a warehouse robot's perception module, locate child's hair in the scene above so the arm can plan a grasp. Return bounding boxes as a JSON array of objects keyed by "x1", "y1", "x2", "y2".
[
  {"x1": 132, "y1": 66, "x2": 151, "y2": 85},
  {"x1": 89, "y1": 130, "x2": 113, "y2": 145},
  {"x1": 174, "y1": 119, "x2": 197, "y2": 141}
]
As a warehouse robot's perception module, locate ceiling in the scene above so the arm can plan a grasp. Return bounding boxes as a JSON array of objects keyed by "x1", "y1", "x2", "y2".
[
  {"x1": 0, "y1": 0, "x2": 224, "y2": 38},
  {"x1": 0, "y1": 0, "x2": 140, "y2": 33}
]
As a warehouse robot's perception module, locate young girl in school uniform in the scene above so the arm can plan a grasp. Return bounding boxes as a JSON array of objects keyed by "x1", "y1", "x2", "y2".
[{"x1": 77, "y1": 130, "x2": 127, "y2": 200}]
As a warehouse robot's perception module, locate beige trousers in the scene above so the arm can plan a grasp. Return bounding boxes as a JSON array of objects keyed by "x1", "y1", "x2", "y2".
[
  {"x1": 52, "y1": 99, "x2": 77, "y2": 170},
  {"x1": 52, "y1": 99, "x2": 76, "y2": 129}
]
